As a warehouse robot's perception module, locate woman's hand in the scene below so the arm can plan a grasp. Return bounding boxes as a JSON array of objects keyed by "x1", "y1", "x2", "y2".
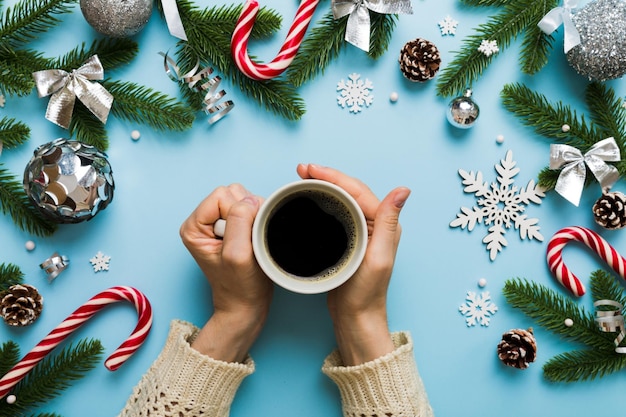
[
  {"x1": 179, "y1": 184, "x2": 273, "y2": 363},
  {"x1": 297, "y1": 164, "x2": 409, "y2": 366}
]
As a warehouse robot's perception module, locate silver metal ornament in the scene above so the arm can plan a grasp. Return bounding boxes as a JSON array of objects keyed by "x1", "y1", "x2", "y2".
[
  {"x1": 23, "y1": 139, "x2": 114, "y2": 224},
  {"x1": 566, "y1": 0, "x2": 626, "y2": 81},
  {"x1": 447, "y1": 89, "x2": 480, "y2": 129},
  {"x1": 80, "y1": 0, "x2": 152, "y2": 37}
]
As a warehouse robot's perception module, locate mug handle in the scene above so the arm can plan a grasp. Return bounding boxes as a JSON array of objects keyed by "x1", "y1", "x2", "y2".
[{"x1": 213, "y1": 219, "x2": 226, "y2": 238}]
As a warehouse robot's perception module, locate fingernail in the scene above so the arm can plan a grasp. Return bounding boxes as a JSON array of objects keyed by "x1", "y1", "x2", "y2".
[{"x1": 393, "y1": 187, "x2": 411, "y2": 208}]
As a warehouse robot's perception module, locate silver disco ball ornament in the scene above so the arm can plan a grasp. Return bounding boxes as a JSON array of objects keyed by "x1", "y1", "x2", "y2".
[
  {"x1": 566, "y1": 0, "x2": 626, "y2": 81},
  {"x1": 23, "y1": 139, "x2": 114, "y2": 224},
  {"x1": 80, "y1": 0, "x2": 152, "y2": 37},
  {"x1": 447, "y1": 89, "x2": 480, "y2": 129}
]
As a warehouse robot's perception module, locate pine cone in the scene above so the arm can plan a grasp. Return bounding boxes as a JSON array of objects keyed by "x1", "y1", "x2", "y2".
[
  {"x1": 593, "y1": 191, "x2": 626, "y2": 230},
  {"x1": 497, "y1": 328, "x2": 537, "y2": 369},
  {"x1": 399, "y1": 38, "x2": 441, "y2": 82},
  {"x1": 1, "y1": 284, "x2": 44, "y2": 326}
]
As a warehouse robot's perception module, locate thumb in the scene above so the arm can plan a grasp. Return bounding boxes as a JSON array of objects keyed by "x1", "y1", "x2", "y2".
[{"x1": 367, "y1": 187, "x2": 410, "y2": 261}]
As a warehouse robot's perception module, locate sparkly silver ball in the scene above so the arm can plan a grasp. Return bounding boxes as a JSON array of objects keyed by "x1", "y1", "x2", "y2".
[
  {"x1": 566, "y1": 0, "x2": 626, "y2": 81},
  {"x1": 23, "y1": 139, "x2": 114, "y2": 224},
  {"x1": 80, "y1": 0, "x2": 152, "y2": 38},
  {"x1": 447, "y1": 89, "x2": 480, "y2": 129}
]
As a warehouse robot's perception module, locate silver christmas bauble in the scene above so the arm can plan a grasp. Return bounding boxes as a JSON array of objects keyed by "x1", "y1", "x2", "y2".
[
  {"x1": 447, "y1": 89, "x2": 479, "y2": 129},
  {"x1": 566, "y1": 0, "x2": 626, "y2": 81},
  {"x1": 23, "y1": 139, "x2": 115, "y2": 224},
  {"x1": 80, "y1": 0, "x2": 152, "y2": 37}
]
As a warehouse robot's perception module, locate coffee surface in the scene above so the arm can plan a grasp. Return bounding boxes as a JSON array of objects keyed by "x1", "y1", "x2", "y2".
[{"x1": 266, "y1": 195, "x2": 349, "y2": 277}]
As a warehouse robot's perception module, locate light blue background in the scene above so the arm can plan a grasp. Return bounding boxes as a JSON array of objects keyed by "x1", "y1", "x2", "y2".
[{"x1": 2, "y1": 0, "x2": 626, "y2": 416}]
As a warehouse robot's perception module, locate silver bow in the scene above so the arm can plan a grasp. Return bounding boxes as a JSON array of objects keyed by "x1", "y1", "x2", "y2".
[
  {"x1": 550, "y1": 137, "x2": 621, "y2": 206},
  {"x1": 32, "y1": 55, "x2": 113, "y2": 129},
  {"x1": 332, "y1": 0, "x2": 413, "y2": 52},
  {"x1": 595, "y1": 300, "x2": 626, "y2": 354},
  {"x1": 537, "y1": 0, "x2": 581, "y2": 53}
]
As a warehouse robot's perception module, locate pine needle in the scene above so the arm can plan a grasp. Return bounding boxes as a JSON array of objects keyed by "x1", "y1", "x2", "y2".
[
  {"x1": 0, "y1": 340, "x2": 20, "y2": 377},
  {"x1": 0, "y1": 49, "x2": 48, "y2": 96},
  {"x1": 49, "y1": 38, "x2": 139, "y2": 71},
  {"x1": 0, "y1": 116, "x2": 30, "y2": 149},
  {"x1": 68, "y1": 103, "x2": 109, "y2": 151},
  {"x1": 0, "y1": 262, "x2": 24, "y2": 291},
  {"x1": 543, "y1": 349, "x2": 626, "y2": 382}
]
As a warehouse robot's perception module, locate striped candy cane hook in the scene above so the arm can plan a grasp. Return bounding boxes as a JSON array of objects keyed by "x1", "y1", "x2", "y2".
[
  {"x1": 546, "y1": 226, "x2": 626, "y2": 297},
  {"x1": 0, "y1": 286, "x2": 153, "y2": 400},
  {"x1": 231, "y1": 0, "x2": 320, "y2": 80}
]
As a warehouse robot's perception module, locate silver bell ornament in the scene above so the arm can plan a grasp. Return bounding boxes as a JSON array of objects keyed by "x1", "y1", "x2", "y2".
[
  {"x1": 80, "y1": 0, "x2": 152, "y2": 37},
  {"x1": 566, "y1": 0, "x2": 626, "y2": 81},
  {"x1": 447, "y1": 89, "x2": 480, "y2": 129},
  {"x1": 23, "y1": 139, "x2": 114, "y2": 224}
]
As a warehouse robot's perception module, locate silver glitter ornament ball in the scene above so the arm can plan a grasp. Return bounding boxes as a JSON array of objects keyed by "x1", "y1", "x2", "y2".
[
  {"x1": 566, "y1": 0, "x2": 626, "y2": 81},
  {"x1": 80, "y1": 0, "x2": 152, "y2": 38},
  {"x1": 447, "y1": 89, "x2": 480, "y2": 129},
  {"x1": 23, "y1": 139, "x2": 114, "y2": 224}
]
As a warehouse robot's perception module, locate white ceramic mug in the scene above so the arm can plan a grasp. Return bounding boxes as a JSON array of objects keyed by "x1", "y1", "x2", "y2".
[{"x1": 214, "y1": 179, "x2": 368, "y2": 294}]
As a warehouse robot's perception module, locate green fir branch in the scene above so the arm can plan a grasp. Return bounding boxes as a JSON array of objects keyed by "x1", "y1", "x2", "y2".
[
  {"x1": 503, "y1": 278, "x2": 612, "y2": 350},
  {"x1": 543, "y1": 349, "x2": 626, "y2": 382},
  {"x1": 436, "y1": 0, "x2": 559, "y2": 97},
  {"x1": 590, "y1": 269, "x2": 626, "y2": 308},
  {"x1": 502, "y1": 82, "x2": 626, "y2": 191},
  {"x1": 0, "y1": 263, "x2": 24, "y2": 291},
  {"x1": 105, "y1": 79, "x2": 196, "y2": 132},
  {"x1": 176, "y1": 1, "x2": 305, "y2": 121},
  {"x1": 0, "y1": 0, "x2": 76, "y2": 48},
  {"x1": 0, "y1": 116, "x2": 30, "y2": 149},
  {"x1": 68, "y1": 102, "x2": 109, "y2": 151},
  {"x1": 0, "y1": 341, "x2": 20, "y2": 379},
  {"x1": 0, "y1": 339, "x2": 103, "y2": 414},
  {"x1": 0, "y1": 164, "x2": 57, "y2": 236},
  {"x1": 0, "y1": 49, "x2": 48, "y2": 96},
  {"x1": 49, "y1": 38, "x2": 139, "y2": 71}
]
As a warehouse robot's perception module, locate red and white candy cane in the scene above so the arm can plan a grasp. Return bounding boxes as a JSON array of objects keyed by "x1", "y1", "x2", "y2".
[
  {"x1": 547, "y1": 226, "x2": 626, "y2": 297},
  {"x1": 0, "y1": 286, "x2": 152, "y2": 400},
  {"x1": 231, "y1": 0, "x2": 320, "y2": 80}
]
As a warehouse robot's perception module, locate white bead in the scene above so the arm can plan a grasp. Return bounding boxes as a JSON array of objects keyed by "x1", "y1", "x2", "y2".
[
  {"x1": 561, "y1": 124, "x2": 570, "y2": 133},
  {"x1": 496, "y1": 134, "x2": 504, "y2": 144},
  {"x1": 389, "y1": 92, "x2": 399, "y2": 102},
  {"x1": 564, "y1": 318, "x2": 574, "y2": 327},
  {"x1": 25, "y1": 240, "x2": 35, "y2": 251},
  {"x1": 478, "y1": 278, "x2": 487, "y2": 287},
  {"x1": 6, "y1": 394, "x2": 16, "y2": 404},
  {"x1": 130, "y1": 130, "x2": 141, "y2": 140}
]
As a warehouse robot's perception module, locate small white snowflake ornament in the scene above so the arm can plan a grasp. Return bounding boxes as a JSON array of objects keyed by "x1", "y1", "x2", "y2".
[
  {"x1": 337, "y1": 73, "x2": 374, "y2": 113},
  {"x1": 459, "y1": 291, "x2": 498, "y2": 327},
  {"x1": 478, "y1": 39, "x2": 499, "y2": 57},
  {"x1": 0, "y1": 95, "x2": 5, "y2": 108},
  {"x1": 438, "y1": 15, "x2": 458, "y2": 36},
  {"x1": 90, "y1": 251, "x2": 111, "y2": 272},
  {"x1": 450, "y1": 150, "x2": 545, "y2": 261}
]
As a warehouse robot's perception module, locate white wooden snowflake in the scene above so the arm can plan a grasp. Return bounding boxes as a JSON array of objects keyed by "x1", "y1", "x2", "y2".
[
  {"x1": 0, "y1": 95, "x2": 5, "y2": 108},
  {"x1": 337, "y1": 73, "x2": 373, "y2": 113},
  {"x1": 89, "y1": 251, "x2": 111, "y2": 272},
  {"x1": 459, "y1": 291, "x2": 498, "y2": 327},
  {"x1": 477, "y1": 39, "x2": 499, "y2": 57},
  {"x1": 438, "y1": 15, "x2": 458, "y2": 36},
  {"x1": 450, "y1": 150, "x2": 545, "y2": 261}
]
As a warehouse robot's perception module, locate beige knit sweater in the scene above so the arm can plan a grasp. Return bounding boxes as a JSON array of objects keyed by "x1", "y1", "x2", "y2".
[{"x1": 118, "y1": 320, "x2": 433, "y2": 417}]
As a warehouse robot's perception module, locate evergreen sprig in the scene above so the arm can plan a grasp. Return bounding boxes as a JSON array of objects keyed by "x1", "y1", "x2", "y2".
[
  {"x1": 68, "y1": 103, "x2": 109, "y2": 150},
  {"x1": 0, "y1": 262, "x2": 24, "y2": 291},
  {"x1": 0, "y1": 165, "x2": 57, "y2": 236},
  {"x1": 503, "y1": 271, "x2": 626, "y2": 382},
  {"x1": 501, "y1": 82, "x2": 626, "y2": 191},
  {"x1": 174, "y1": 1, "x2": 306, "y2": 121},
  {"x1": 48, "y1": 38, "x2": 139, "y2": 71},
  {"x1": 0, "y1": 49, "x2": 48, "y2": 96},
  {"x1": 0, "y1": 340, "x2": 20, "y2": 380},
  {"x1": 0, "y1": 116, "x2": 30, "y2": 149},
  {"x1": 0, "y1": 339, "x2": 104, "y2": 415},
  {"x1": 435, "y1": 0, "x2": 559, "y2": 98},
  {"x1": 287, "y1": 11, "x2": 397, "y2": 87}
]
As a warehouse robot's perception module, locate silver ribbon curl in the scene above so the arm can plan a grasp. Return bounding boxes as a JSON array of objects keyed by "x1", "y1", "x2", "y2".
[
  {"x1": 32, "y1": 55, "x2": 113, "y2": 130},
  {"x1": 159, "y1": 52, "x2": 234, "y2": 124},
  {"x1": 594, "y1": 300, "x2": 626, "y2": 354},
  {"x1": 40, "y1": 252, "x2": 70, "y2": 282},
  {"x1": 332, "y1": 0, "x2": 413, "y2": 52},
  {"x1": 550, "y1": 137, "x2": 621, "y2": 206},
  {"x1": 537, "y1": 0, "x2": 581, "y2": 53}
]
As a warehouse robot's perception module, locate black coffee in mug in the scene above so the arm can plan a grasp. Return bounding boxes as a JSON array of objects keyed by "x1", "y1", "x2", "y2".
[{"x1": 265, "y1": 191, "x2": 354, "y2": 277}]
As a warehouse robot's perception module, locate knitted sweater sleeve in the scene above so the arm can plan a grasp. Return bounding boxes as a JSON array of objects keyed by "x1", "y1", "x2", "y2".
[
  {"x1": 117, "y1": 319, "x2": 254, "y2": 417},
  {"x1": 322, "y1": 331, "x2": 434, "y2": 417}
]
